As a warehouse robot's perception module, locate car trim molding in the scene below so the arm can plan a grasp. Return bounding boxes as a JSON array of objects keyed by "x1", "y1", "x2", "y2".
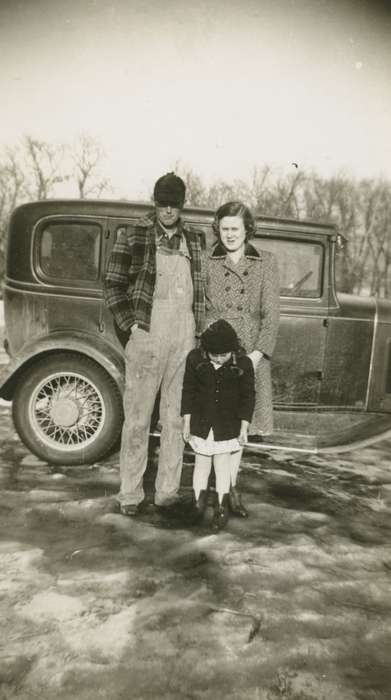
[{"x1": 365, "y1": 301, "x2": 378, "y2": 410}]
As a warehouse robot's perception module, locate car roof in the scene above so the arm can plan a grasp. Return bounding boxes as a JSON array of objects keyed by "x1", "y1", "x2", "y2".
[{"x1": 11, "y1": 199, "x2": 338, "y2": 238}]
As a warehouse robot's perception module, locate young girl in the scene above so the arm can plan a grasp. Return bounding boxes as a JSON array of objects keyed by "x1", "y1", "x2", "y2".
[{"x1": 181, "y1": 319, "x2": 255, "y2": 531}]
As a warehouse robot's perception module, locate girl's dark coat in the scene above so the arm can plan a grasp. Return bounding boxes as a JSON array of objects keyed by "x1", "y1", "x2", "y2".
[{"x1": 181, "y1": 348, "x2": 255, "y2": 441}]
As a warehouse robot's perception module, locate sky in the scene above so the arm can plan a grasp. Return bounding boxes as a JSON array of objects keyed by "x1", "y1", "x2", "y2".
[{"x1": 1, "y1": 0, "x2": 391, "y2": 198}]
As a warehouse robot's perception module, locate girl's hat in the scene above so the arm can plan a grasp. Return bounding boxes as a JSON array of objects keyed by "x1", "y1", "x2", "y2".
[{"x1": 201, "y1": 320, "x2": 239, "y2": 353}]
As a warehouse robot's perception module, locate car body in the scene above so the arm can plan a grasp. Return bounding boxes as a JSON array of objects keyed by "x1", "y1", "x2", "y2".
[{"x1": 1, "y1": 199, "x2": 391, "y2": 465}]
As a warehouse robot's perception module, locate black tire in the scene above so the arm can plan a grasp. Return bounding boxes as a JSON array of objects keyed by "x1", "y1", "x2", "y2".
[{"x1": 12, "y1": 352, "x2": 124, "y2": 466}]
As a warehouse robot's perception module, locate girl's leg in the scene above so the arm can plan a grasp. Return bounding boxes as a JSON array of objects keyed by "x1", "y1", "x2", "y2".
[
  {"x1": 229, "y1": 448, "x2": 243, "y2": 487},
  {"x1": 213, "y1": 453, "x2": 232, "y2": 503},
  {"x1": 210, "y1": 452, "x2": 232, "y2": 532},
  {"x1": 193, "y1": 454, "x2": 212, "y2": 499},
  {"x1": 227, "y1": 448, "x2": 248, "y2": 519}
]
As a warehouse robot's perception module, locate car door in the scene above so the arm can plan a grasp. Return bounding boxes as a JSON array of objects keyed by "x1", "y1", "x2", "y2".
[
  {"x1": 32, "y1": 214, "x2": 105, "y2": 342},
  {"x1": 252, "y1": 234, "x2": 328, "y2": 407},
  {"x1": 319, "y1": 293, "x2": 375, "y2": 409}
]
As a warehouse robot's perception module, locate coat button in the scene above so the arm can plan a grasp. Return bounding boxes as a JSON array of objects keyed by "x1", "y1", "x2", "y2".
[
  {"x1": 224, "y1": 271, "x2": 229, "y2": 277},
  {"x1": 225, "y1": 286, "x2": 231, "y2": 292},
  {"x1": 243, "y1": 270, "x2": 249, "y2": 276},
  {"x1": 240, "y1": 289, "x2": 245, "y2": 294},
  {"x1": 237, "y1": 305, "x2": 243, "y2": 311}
]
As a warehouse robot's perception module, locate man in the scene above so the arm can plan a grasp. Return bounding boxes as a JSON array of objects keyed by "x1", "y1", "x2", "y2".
[{"x1": 104, "y1": 173, "x2": 205, "y2": 515}]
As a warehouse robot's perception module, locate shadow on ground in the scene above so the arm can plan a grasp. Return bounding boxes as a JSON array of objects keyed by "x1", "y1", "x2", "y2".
[{"x1": 1, "y1": 405, "x2": 391, "y2": 700}]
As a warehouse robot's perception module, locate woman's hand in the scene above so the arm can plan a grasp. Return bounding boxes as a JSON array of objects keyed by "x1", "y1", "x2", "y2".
[
  {"x1": 238, "y1": 420, "x2": 249, "y2": 446},
  {"x1": 182, "y1": 414, "x2": 191, "y2": 442},
  {"x1": 248, "y1": 350, "x2": 263, "y2": 371}
]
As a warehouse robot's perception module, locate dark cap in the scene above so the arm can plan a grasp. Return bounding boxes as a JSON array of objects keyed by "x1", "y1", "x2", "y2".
[
  {"x1": 201, "y1": 320, "x2": 239, "y2": 354},
  {"x1": 153, "y1": 172, "x2": 186, "y2": 207}
]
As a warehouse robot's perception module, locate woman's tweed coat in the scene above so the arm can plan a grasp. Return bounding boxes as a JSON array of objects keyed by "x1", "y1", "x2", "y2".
[{"x1": 205, "y1": 242, "x2": 280, "y2": 435}]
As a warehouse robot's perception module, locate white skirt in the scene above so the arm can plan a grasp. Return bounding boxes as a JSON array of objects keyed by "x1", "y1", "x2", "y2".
[{"x1": 189, "y1": 428, "x2": 241, "y2": 457}]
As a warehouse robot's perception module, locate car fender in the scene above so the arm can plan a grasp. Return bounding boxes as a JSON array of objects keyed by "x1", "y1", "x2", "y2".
[{"x1": 0, "y1": 331, "x2": 125, "y2": 401}]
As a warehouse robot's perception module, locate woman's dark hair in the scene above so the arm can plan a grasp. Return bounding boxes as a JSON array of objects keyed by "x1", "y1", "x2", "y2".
[{"x1": 212, "y1": 201, "x2": 256, "y2": 240}]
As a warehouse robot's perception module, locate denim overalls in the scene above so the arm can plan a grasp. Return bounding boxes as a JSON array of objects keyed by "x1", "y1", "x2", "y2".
[{"x1": 118, "y1": 239, "x2": 195, "y2": 506}]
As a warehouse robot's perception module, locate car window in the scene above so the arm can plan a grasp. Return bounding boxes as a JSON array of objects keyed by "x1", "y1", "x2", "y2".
[
  {"x1": 251, "y1": 237, "x2": 323, "y2": 298},
  {"x1": 39, "y1": 221, "x2": 101, "y2": 282}
]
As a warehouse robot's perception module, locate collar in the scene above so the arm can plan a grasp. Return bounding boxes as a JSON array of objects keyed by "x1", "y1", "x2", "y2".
[
  {"x1": 210, "y1": 242, "x2": 260, "y2": 259},
  {"x1": 155, "y1": 219, "x2": 183, "y2": 242}
]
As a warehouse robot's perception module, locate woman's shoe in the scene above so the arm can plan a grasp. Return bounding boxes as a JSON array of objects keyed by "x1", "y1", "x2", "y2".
[
  {"x1": 211, "y1": 494, "x2": 229, "y2": 532},
  {"x1": 228, "y1": 487, "x2": 249, "y2": 518}
]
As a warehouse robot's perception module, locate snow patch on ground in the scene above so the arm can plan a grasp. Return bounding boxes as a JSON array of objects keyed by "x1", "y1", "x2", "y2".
[
  {"x1": 64, "y1": 607, "x2": 137, "y2": 662},
  {"x1": 1, "y1": 398, "x2": 391, "y2": 698},
  {"x1": 20, "y1": 591, "x2": 86, "y2": 622}
]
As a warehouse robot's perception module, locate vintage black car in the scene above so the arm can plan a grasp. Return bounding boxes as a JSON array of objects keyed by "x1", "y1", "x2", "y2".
[{"x1": 1, "y1": 199, "x2": 391, "y2": 465}]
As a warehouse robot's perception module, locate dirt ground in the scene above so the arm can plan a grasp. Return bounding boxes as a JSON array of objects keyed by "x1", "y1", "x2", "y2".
[{"x1": 0, "y1": 394, "x2": 391, "y2": 700}]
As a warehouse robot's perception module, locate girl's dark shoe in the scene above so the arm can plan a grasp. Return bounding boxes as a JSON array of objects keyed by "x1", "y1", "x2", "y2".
[
  {"x1": 228, "y1": 487, "x2": 249, "y2": 518},
  {"x1": 211, "y1": 494, "x2": 229, "y2": 532}
]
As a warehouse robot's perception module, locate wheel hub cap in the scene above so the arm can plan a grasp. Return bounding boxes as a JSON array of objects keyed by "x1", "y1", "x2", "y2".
[
  {"x1": 30, "y1": 370, "x2": 106, "y2": 452},
  {"x1": 50, "y1": 398, "x2": 80, "y2": 427}
]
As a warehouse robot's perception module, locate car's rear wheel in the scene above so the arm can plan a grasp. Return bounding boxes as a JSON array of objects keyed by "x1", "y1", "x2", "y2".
[{"x1": 13, "y1": 352, "x2": 123, "y2": 465}]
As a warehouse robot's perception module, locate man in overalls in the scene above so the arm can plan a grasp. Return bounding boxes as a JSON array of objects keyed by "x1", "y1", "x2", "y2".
[{"x1": 104, "y1": 173, "x2": 205, "y2": 515}]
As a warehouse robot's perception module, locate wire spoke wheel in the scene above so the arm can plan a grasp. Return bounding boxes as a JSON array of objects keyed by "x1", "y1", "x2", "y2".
[
  {"x1": 30, "y1": 371, "x2": 106, "y2": 451},
  {"x1": 13, "y1": 353, "x2": 123, "y2": 465}
]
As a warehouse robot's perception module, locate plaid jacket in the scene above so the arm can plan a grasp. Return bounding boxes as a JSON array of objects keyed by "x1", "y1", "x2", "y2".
[{"x1": 104, "y1": 213, "x2": 205, "y2": 335}]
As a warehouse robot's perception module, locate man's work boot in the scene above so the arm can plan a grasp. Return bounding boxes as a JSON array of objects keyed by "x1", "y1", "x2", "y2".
[
  {"x1": 228, "y1": 486, "x2": 249, "y2": 518},
  {"x1": 119, "y1": 500, "x2": 148, "y2": 517},
  {"x1": 211, "y1": 493, "x2": 229, "y2": 532}
]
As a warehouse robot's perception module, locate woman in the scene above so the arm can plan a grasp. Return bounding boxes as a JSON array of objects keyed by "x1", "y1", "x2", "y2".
[{"x1": 204, "y1": 201, "x2": 280, "y2": 517}]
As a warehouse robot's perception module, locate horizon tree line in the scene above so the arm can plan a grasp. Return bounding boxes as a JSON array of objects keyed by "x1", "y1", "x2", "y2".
[{"x1": 1, "y1": 135, "x2": 391, "y2": 298}]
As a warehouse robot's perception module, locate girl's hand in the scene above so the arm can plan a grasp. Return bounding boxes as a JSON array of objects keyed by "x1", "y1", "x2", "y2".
[
  {"x1": 239, "y1": 420, "x2": 249, "y2": 446},
  {"x1": 248, "y1": 350, "x2": 263, "y2": 370},
  {"x1": 182, "y1": 415, "x2": 191, "y2": 442},
  {"x1": 239, "y1": 426, "x2": 248, "y2": 445}
]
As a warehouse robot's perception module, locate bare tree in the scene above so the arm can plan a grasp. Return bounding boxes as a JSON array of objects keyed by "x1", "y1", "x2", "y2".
[
  {"x1": 71, "y1": 135, "x2": 110, "y2": 198},
  {"x1": 23, "y1": 135, "x2": 68, "y2": 199},
  {"x1": 359, "y1": 179, "x2": 391, "y2": 296},
  {"x1": 300, "y1": 174, "x2": 361, "y2": 292},
  {"x1": 172, "y1": 162, "x2": 206, "y2": 207},
  {"x1": 246, "y1": 167, "x2": 305, "y2": 219},
  {"x1": 0, "y1": 147, "x2": 31, "y2": 288},
  {"x1": 247, "y1": 166, "x2": 271, "y2": 210},
  {"x1": 1, "y1": 137, "x2": 391, "y2": 298},
  {"x1": 205, "y1": 179, "x2": 245, "y2": 208},
  {"x1": 0, "y1": 149, "x2": 27, "y2": 213}
]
